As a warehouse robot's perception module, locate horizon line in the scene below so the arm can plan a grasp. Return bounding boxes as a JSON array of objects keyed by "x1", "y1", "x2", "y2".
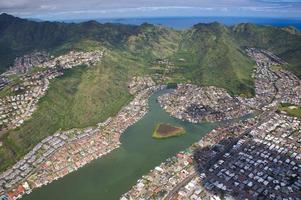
[{"x1": 1, "y1": 12, "x2": 301, "y2": 22}]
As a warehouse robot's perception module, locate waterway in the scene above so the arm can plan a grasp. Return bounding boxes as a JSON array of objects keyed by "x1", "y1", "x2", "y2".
[{"x1": 22, "y1": 89, "x2": 218, "y2": 200}]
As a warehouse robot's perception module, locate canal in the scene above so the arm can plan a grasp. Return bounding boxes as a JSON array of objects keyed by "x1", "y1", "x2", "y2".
[{"x1": 22, "y1": 89, "x2": 218, "y2": 200}]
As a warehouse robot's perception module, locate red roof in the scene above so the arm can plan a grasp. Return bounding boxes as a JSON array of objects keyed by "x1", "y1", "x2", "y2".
[
  {"x1": 177, "y1": 153, "x2": 184, "y2": 158},
  {"x1": 7, "y1": 191, "x2": 14, "y2": 200},
  {"x1": 17, "y1": 185, "x2": 25, "y2": 194}
]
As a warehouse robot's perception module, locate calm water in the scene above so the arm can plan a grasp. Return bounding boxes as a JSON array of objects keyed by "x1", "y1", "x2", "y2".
[
  {"x1": 66, "y1": 16, "x2": 301, "y2": 30},
  {"x1": 22, "y1": 90, "x2": 217, "y2": 200}
]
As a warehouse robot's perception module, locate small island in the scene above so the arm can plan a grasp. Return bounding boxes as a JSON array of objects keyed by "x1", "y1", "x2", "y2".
[{"x1": 152, "y1": 123, "x2": 186, "y2": 139}]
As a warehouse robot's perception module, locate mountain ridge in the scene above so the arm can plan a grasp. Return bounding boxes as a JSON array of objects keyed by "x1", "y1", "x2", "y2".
[{"x1": 1, "y1": 13, "x2": 300, "y2": 91}]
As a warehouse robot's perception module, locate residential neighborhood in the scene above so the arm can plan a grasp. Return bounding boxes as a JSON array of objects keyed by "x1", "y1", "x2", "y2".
[
  {"x1": 158, "y1": 84, "x2": 252, "y2": 123},
  {"x1": 0, "y1": 50, "x2": 104, "y2": 131},
  {"x1": 0, "y1": 75, "x2": 166, "y2": 200},
  {"x1": 8, "y1": 51, "x2": 50, "y2": 74},
  {"x1": 1, "y1": 47, "x2": 301, "y2": 200},
  {"x1": 240, "y1": 48, "x2": 301, "y2": 109},
  {"x1": 195, "y1": 113, "x2": 301, "y2": 199},
  {"x1": 121, "y1": 49, "x2": 301, "y2": 200}
]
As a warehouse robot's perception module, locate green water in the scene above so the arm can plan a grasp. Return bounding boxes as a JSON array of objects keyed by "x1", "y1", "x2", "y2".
[{"x1": 22, "y1": 90, "x2": 217, "y2": 200}]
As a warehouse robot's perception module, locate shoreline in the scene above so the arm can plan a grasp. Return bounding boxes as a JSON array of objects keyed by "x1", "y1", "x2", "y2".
[
  {"x1": 0, "y1": 84, "x2": 166, "y2": 200},
  {"x1": 121, "y1": 116, "x2": 258, "y2": 200}
]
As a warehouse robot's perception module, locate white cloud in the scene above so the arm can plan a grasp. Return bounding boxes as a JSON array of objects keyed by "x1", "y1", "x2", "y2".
[{"x1": 1, "y1": 0, "x2": 300, "y2": 19}]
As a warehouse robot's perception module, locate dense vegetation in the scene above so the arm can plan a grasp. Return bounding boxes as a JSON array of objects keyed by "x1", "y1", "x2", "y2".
[
  {"x1": 0, "y1": 13, "x2": 300, "y2": 171},
  {"x1": 0, "y1": 13, "x2": 143, "y2": 73},
  {"x1": 152, "y1": 123, "x2": 186, "y2": 139},
  {"x1": 175, "y1": 23, "x2": 255, "y2": 96}
]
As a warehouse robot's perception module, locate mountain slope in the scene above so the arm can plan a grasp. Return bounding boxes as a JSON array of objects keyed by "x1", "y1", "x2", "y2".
[
  {"x1": 0, "y1": 13, "x2": 142, "y2": 72},
  {"x1": 231, "y1": 23, "x2": 301, "y2": 77},
  {"x1": 0, "y1": 49, "x2": 145, "y2": 171},
  {"x1": 174, "y1": 23, "x2": 255, "y2": 96},
  {"x1": 127, "y1": 23, "x2": 181, "y2": 59}
]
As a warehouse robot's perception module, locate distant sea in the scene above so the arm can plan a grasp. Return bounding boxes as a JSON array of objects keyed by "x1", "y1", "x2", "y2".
[{"x1": 66, "y1": 16, "x2": 301, "y2": 30}]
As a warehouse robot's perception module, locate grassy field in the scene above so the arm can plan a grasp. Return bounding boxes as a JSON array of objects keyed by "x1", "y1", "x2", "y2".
[
  {"x1": 152, "y1": 123, "x2": 186, "y2": 139},
  {"x1": 278, "y1": 103, "x2": 301, "y2": 119}
]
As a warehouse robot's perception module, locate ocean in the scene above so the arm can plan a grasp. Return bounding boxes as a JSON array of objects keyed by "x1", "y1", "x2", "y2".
[{"x1": 85, "y1": 16, "x2": 301, "y2": 30}]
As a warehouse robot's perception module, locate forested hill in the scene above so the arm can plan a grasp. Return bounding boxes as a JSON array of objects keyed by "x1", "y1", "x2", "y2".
[{"x1": 0, "y1": 13, "x2": 146, "y2": 71}]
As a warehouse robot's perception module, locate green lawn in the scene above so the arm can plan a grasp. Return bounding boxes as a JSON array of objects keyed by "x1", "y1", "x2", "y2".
[{"x1": 278, "y1": 103, "x2": 301, "y2": 119}]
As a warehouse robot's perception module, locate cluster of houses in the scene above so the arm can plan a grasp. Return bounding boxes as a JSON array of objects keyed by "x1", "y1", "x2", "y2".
[
  {"x1": 150, "y1": 58, "x2": 176, "y2": 83},
  {"x1": 241, "y1": 48, "x2": 301, "y2": 109},
  {"x1": 121, "y1": 147, "x2": 197, "y2": 200},
  {"x1": 0, "y1": 70, "x2": 61, "y2": 130},
  {"x1": 171, "y1": 176, "x2": 210, "y2": 200},
  {"x1": 125, "y1": 112, "x2": 300, "y2": 200},
  {"x1": 158, "y1": 84, "x2": 252, "y2": 123},
  {"x1": 9, "y1": 51, "x2": 50, "y2": 74},
  {"x1": 0, "y1": 50, "x2": 104, "y2": 132},
  {"x1": 244, "y1": 61, "x2": 278, "y2": 108},
  {"x1": 41, "y1": 51, "x2": 104, "y2": 69},
  {"x1": 128, "y1": 76, "x2": 156, "y2": 95},
  {"x1": 8, "y1": 50, "x2": 104, "y2": 73},
  {"x1": 0, "y1": 77, "x2": 165, "y2": 200},
  {"x1": 153, "y1": 59, "x2": 175, "y2": 73},
  {"x1": 274, "y1": 70, "x2": 301, "y2": 106},
  {"x1": 196, "y1": 113, "x2": 301, "y2": 199},
  {"x1": 0, "y1": 76, "x2": 9, "y2": 91}
]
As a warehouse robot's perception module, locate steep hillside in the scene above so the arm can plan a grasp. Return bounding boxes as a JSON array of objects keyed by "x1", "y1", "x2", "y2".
[
  {"x1": 231, "y1": 23, "x2": 301, "y2": 77},
  {"x1": 0, "y1": 13, "x2": 141, "y2": 72},
  {"x1": 174, "y1": 23, "x2": 255, "y2": 96},
  {"x1": 127, "y1": 23, "x2": 181, "y2": 59}
]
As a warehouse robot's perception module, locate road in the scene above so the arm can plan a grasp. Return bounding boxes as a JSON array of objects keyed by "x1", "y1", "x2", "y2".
[{"x1": 163, "y1": 171, "x2": 197, "y2": 200}]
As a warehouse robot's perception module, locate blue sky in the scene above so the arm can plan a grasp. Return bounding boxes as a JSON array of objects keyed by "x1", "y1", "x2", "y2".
[{"x1": 0, "y1": 0, "x2": 301, "y2": 20}]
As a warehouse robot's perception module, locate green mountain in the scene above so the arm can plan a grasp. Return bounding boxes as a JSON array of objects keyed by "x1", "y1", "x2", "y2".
[
  {"x1": 231, "y1": 23, "x2": 301, "y2": 77},
  {"x1": 0, "y1": 13, "x2": 301, "y2": 171},
  {"x1": 0, "y1": 13, "x2": 143, "y2": 72},
  {"x1": 175, "y1": 23, "x2": 255, "y2": 96}
]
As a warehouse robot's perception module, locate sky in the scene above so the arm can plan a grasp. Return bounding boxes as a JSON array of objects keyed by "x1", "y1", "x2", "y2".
[{"x1": 0, "y1": 0, "x2": 301, "y2": 20}]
